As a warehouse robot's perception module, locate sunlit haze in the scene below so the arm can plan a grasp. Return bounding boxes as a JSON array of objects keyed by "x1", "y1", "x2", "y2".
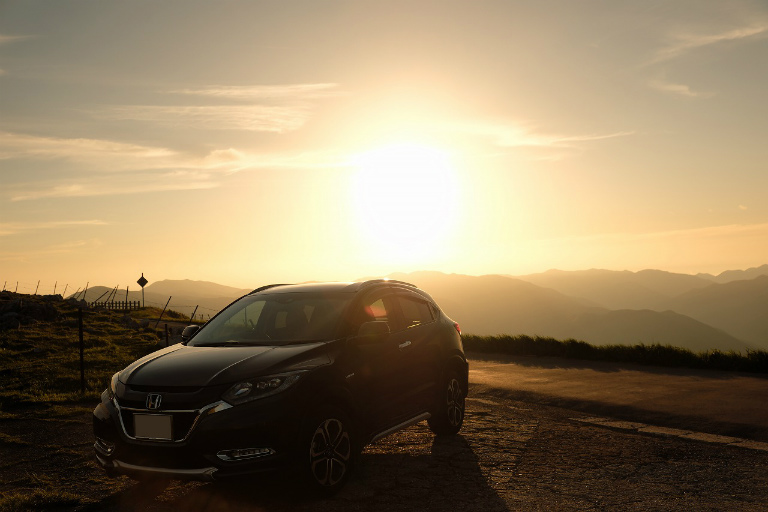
[{"x1": 1, "y1": 0, "x2": 768, "y2": 292}]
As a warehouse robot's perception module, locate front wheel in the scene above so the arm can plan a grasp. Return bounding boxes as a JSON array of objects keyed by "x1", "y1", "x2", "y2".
[
  {"x1": 301, "y1": 406, "x2": 355, "y2": 495},
  {"x1": 428, "y1": 371, "x2": 466, "y2": 436}
]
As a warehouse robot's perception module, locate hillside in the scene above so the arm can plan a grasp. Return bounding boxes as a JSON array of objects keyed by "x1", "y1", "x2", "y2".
[
  {"x1": 515, "y1": 268, "x2": 712, "y2": 310},
  {"x1": 390, "y1": 271, "x2": 745, "y2": 352},
  {"x1": 698, "y1": 264, "x2": 768, "y2": 284},
  {"x1": 668, "y1": 275, "x2": 768, "y2": 347}
]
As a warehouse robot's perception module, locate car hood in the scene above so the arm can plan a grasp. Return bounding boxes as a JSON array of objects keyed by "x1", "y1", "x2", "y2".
[{"x1": 119, "y1": 342, "x2": 330, "y2": 388}]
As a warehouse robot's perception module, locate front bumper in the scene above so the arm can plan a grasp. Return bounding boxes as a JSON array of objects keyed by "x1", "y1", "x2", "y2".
[{"x1": 93, "y1": 390, "x2": 304, "y2": 481}]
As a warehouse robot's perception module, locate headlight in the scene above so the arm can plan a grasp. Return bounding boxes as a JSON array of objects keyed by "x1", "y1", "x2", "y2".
[
  {"x1": 107, "y1": 372, "x2": 119, "y2": 400},
  {"x1": 222, "y1": 372, "x2": 304, "y2": 406}
]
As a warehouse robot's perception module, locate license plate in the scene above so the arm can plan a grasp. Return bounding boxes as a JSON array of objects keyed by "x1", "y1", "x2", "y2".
[{"x1": 134, "y1": 413, "x2": 173, "y2": 440}]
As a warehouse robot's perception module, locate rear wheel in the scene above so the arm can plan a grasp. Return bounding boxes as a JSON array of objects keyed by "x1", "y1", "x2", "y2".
[
  {"x1": 301, "y1": 406, "x2": 355, "y2": 495},
  {"x1": 428, "y1": 371, "x2": 466, "y2": 436}
]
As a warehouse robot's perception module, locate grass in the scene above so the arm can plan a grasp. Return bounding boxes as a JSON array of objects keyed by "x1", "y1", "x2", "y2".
[
  {"x1": 0, "y1": 489, "x2": 80, "y2": 512},
  {"x1": 463, "y1": 334, "x2": 768, "y2": 374},
  {"x1": 0, "y1": 296, "x2": 161, "y2": 410},
  {"x1": 130, "y1": 306, "x2": 193, "y2": 321}
]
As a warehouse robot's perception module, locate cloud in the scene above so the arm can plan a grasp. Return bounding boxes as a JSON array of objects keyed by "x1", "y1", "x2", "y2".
[
  {"x1": 452, "y1": 122, "x2": 634, "y2": 153},
  {"x1": 100, "y1": 105, "x2": 311, "y2": 133},
  {"x1": 649, "y1": 24, "x2": 768, "y2": 65},
  {"x1": 171, "y1": 83, "x2": 341, "y2": 101},
  {"x1": 0, "y1": 239, "x2": 103, "y2": 262},
  {"x1": 0, "y1": 34, "x2": 33, "y2": 45},
  {"x1": 96, "y1": 83, "x2": 342, "y2": 133},
  {"x1": 539, "y1": 222, "x2": 768, "y2": 245},
  {"x1": 0, "y1": 220, "x2": 108, "y2": 237},
  {"x1": 9, "y1": 172, "x2": 218, "y2": 201},
  {"x1": 648, "y1": 79, "x2": 713, "y2": 98},
  {"x1": 0, "y1": 131, "x2": 178, "y2": 170}
]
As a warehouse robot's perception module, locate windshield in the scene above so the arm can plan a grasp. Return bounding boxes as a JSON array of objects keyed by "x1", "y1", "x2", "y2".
[{"x1": 188, "y1": 292, "x2": 351, "y2": 347}]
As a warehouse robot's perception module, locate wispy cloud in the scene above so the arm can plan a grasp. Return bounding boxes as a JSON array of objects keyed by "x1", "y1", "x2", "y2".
[
  {"x1": 171, "y1": 83, "x2": 341, "y2": 101},
  {"x1": 9, "y1": 172, "x2": 218, "y2": 201},
  {"x1": 452, "y1": 122, "x2": 634, "y2": 154},
  {"x1": 0, "y1": 131, "x2": 177, "y2": 169},
  {"x1": 538, "y1": 222, "x2": 768, "y2": 244},
  {"x1": 0, "y1": 239, "x2": 103, "y2": 262},
  {"x1": 648, "y1": 24, "x2": 768, "y2": 65},
  {"x1": 648, "y1": 79, "x2": 713, "y2": 98},
  {"x1": 96, "y1": 83, "x2": 342, "y2": 133},
  {"x1": 100, "y1": 105, "x2": 311, "y2": 133},
  {"x1": 1, "y1": 129, "x2": 345, "y2": 200},
  {"x1": 0, "y1": 34, "x2": 33, "y2": 45},
  {"x1": 0, "y1": 220, "x2": 108, "y2": 237}
]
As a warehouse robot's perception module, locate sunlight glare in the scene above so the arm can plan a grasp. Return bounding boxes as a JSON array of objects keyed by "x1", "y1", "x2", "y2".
[{"x1": 350, "y1": 143, "x2": 460, "y2": 264}]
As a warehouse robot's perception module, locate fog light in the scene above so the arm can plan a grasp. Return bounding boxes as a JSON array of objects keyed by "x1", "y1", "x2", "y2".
[
  {"x1": 95, "y1": 437, "x2": 115, "y2": 455},
  {"x1": 217, "y1": 447, "x2": 275, "y2": 461}
]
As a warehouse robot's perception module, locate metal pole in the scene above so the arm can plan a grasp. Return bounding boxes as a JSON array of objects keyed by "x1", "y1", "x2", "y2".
[
  {"x1": 53, "y1": 281, "x2": 57, "y2": 295},
  {"x1": 63, "y1": 284, "x2": 69, "y2": 297},
  {"x1": 82, "y1": 282, "x2": 89, "y2": 302},
  {"x1": 125, "y1": 286, "x2": 129, "y2": 313},
  {"x1": 79, "y1": 308, "x2": 85, "y2": 393},
  {"x1": 155, "y1": 296, "x2": 172, "y2": 329},
  {"x1": 190, "y1": 305, "x2": 199, "y2": 322},
  {"x1": 35, "y1": 280, "x2": 40, "y2": 295},
  {"x1": 15, "y1": 282, "x2": 18, "y2": 293}
]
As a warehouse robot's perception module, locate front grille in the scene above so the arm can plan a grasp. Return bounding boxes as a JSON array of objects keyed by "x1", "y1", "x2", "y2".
[{"x1": 119, "y1": 409, "x2": 199, "y2": 442}]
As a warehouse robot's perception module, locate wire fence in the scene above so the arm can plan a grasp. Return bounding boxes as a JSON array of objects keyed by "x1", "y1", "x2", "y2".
[{"x1": 1, "y1": 279, "x2": 227, "y2": 321}]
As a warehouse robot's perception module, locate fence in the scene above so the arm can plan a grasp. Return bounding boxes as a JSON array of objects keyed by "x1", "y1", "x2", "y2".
[
  {"x1": 2, "y1": 279, "x2": 222, "y2": 321},
  {"x1": 90, "y1": 300, "x2": 142, "y2": 311}
]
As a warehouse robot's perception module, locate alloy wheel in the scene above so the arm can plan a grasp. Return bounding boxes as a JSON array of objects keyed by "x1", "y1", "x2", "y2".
[{"x1": 309, "y1": 418, "x2": 351, "y2": 487}]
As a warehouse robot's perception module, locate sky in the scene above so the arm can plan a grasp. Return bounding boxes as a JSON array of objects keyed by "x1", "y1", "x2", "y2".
[{"x1": 1, "y1": 0, "x2": 768, "y2": 293}]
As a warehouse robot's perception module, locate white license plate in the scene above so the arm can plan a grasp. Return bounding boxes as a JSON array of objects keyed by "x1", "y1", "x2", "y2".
[{"x1": 134, "y1": 413, "x2": 173, "y2": 440}]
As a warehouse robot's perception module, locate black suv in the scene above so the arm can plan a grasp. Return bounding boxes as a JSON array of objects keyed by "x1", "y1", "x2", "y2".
[{"x1": 93, "y1": 279, "x2": 468, "y2": 493}]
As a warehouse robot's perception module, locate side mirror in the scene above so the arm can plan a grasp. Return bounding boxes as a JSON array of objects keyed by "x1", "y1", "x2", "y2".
[
  {"x1": 181, "y1": 325, "x2": 200, "y2": 342},
  {"x1": 355, "y1": 320, "x2": 390, "y2": 345}
]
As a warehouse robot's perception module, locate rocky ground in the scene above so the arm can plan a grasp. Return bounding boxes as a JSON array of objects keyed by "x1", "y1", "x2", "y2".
[{"x1": 3, "y1": 385, "x2": 768, "y2": 511}]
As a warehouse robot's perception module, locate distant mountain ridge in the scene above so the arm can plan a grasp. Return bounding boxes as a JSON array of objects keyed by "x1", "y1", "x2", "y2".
[
  {"x1": 70, "y1": 266, "x2": 768, "y2": 352},
  {"x1": 390, "y1": 271, "x2": 752, "y2": 353}
]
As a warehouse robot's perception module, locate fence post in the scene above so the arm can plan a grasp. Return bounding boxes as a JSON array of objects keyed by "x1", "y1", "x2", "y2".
[
  {"x1": 79, "y1": 308, "x2": 85, "y2": 393},
  {"x1": 155, "y1": 296, "x2": 172, "y2": 329},
  {"x1": 190, "y1": 305, "x2": 199, "y2": 322}
]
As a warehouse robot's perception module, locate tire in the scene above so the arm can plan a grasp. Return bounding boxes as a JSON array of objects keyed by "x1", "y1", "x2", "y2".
[
  {"x1": 428, "y1": 370, "x2": 466, "y2": 436},
  {"x1": 301, "y1": 405, "x2": 355, "y2": 495}
]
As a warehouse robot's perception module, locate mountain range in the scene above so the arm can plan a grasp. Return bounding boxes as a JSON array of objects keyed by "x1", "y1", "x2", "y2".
[{"x1": 70, "y1": 264, "x2": 768, "y2": 353}]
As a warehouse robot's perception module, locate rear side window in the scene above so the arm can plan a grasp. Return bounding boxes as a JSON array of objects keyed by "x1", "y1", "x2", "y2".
[{"x1": 397, "y1": 296, "x2": 435, "y2": 329}]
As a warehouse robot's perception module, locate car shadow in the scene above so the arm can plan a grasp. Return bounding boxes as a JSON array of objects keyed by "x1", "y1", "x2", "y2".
[{"x1": 86, "y1": 432, "x2": 509, "y2": 511}]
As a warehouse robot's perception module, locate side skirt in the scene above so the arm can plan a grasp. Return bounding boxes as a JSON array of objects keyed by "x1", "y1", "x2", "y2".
[{"x1": 369, "y1": 412, "x2": 431, "y2": 444}]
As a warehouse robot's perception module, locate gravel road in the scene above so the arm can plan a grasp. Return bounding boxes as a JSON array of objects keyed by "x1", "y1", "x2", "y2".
[{"x1": 4, "y1": 384, "x2": 768, "y2": 511}]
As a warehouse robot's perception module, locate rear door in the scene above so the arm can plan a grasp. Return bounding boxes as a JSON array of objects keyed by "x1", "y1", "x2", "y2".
[
  {"x1": 390, "y1": 291, "x2": 442, "y2": 414},
  {"x1": 349, "y1": 290, "x2": 414, "y2": 431}
]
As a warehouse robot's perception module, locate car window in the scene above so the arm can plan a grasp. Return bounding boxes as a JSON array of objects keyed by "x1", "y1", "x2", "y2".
[
  {"x1": 397, "y1": 295, "x2": 435, "y2": 329},
  {"x1": 190, "y1": 293, "x2": 349, "y2": 345}
]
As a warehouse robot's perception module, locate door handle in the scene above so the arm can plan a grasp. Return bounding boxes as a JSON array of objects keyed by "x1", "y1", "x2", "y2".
[{"x1": 398, "y1": 340, "x2": 412, "y2": 350}]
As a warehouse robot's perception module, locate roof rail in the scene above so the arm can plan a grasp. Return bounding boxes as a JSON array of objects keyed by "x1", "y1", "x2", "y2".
[
  {"x1": 248, "y1": 284, "x2": 291, "y2": 295},
  {"x1": 358, "y1": 279, "x2": 416, "y2": 289}
]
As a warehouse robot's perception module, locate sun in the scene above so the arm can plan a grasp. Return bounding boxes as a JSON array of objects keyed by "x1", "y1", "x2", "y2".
[{"x1": 349, "y1": 142, "x2": 460, "y2": 263}]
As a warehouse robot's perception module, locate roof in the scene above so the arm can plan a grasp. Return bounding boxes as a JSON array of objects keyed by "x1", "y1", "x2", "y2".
[{"x1": 249, "y1": 279, "x2": 418, "y2": 295}]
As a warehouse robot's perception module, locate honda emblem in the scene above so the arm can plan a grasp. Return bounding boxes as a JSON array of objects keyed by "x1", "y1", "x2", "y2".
[{"x1": 146, "y1": 393, "x2": 162, "y2": 410}]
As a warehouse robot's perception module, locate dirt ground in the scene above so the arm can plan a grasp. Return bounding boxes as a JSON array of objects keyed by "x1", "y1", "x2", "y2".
[{"x1": 3, "y1": 383, "x2": 768, "y2": 511}]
